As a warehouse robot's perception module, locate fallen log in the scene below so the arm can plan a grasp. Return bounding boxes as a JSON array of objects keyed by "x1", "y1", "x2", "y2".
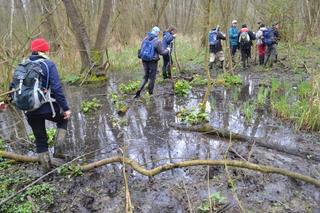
[
  {"x1": 169, "y1": 123, "x2": 320, "y2": 162},
  {"x1": 0, "y1": 150, "x2": 319, "y2": 188}
]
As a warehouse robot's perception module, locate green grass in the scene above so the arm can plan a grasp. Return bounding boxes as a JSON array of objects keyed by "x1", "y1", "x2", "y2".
[
  {"x1": 242, "y1": 101, "x2": 255, "y2": 123},
  {"x1": 256, "y1": 86, "x2": 269, "y2": 109},
  {"x1": 270, "y1": 77, "x2": 320, "y2": 131},
  {"x1": 109, "y1": 45, "x2": 141, "y2": 72}
]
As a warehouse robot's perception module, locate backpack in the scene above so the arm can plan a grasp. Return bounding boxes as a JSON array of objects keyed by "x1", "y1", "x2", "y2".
[
  {"x1": 139, "y1": 37, "x2": 156, "y2": 61},
  {"x1": 239, "y1": 31, "x2": 250, "y2": 48},
  {"x1": 262, "y1": 28, "x2": 274, "y2": 46},
  {"x1": 208, "y1": 30, "x2": 218, "y2": 45},
  {"x1": 12, "y1": 59, "x2": 54, "y2": 113}
]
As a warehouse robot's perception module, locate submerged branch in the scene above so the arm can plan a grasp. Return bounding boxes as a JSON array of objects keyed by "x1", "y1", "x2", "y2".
[
  {"x1": 0, "y1": 150, "x2": 319, "y2": 188},
  {"x1": 169, "y1": 123, "x2": 320, "y2": 162}
]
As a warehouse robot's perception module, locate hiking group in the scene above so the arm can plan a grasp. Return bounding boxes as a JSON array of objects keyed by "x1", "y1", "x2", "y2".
[
  {"x1": 1, "y1": 21, "x2": 279, "y2": 173},
  {"x1": 209, "y1": 20, "x2": 280, "y2": 69}
]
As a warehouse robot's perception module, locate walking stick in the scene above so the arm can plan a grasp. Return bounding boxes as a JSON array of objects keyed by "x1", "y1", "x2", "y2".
[{"x1": 173, "y1": 39, "x2": 181, "y2": 72}]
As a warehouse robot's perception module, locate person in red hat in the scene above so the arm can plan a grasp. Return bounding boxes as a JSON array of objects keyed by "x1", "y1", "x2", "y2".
[{"x1": 9, "y1": 38, "x2": 71, "y2": 172}]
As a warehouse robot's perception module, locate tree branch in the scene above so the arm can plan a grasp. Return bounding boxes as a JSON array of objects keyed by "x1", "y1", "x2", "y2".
[{"x1": 1, "y1": 150, "x2": 319, "y2": 187}]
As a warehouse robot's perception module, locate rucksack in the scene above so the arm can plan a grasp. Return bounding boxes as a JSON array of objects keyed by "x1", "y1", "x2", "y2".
[
  {"x1": 208, "y1": 30, "x2": 218, "y2": 45},
  {"x1": 12, "y1": 59, "x2": 54, "y2": 113},
  {"x1": 262, "y1": 28, "x2": 274, "y2": 46},
  {"x1": 139, "y1": 37, "x2": 156, "y2": 61},
  {"x1": 239, "y1": 31, "x2": 250, "y2": 47}
]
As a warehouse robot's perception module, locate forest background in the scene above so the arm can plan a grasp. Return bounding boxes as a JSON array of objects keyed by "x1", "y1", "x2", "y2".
[{"x1": 0, "y1": 0, "x2": 319, "y2": 90}]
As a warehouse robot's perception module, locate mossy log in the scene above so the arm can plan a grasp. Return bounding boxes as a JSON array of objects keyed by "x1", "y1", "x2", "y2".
[
  {"x1": 0, "y1": 150, "x2": 319, "y2": 188},
  {"x1": 169, "y1": 123, "x2": 320, "y2": 162}
]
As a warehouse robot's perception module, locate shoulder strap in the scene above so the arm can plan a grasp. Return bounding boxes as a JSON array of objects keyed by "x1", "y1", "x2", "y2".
[
  {"x1": 33, "y1": 59, "x2": 50, "y2": 89},
  {"x1": 39, "y1": 60, "x2": 50, "y2": 89}
]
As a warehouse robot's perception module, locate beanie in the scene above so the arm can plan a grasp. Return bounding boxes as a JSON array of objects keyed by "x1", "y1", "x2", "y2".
[{"x1": 31, "y1": 38, "x2": 50, "y2": 52}]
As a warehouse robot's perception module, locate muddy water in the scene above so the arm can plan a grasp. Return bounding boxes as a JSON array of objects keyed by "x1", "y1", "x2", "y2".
[{"x1": 0, "y1": 70, "x2": 319, "y2": 212}]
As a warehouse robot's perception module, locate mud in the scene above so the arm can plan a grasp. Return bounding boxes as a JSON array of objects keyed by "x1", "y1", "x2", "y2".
[{"x1": 1, "y1": 67, "x2": 320, "y2": 213}]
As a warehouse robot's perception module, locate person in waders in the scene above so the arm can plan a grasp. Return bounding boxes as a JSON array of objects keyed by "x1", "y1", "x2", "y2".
[{"x1": 9, "y1": 38, "x2": 71, "y2": 173}]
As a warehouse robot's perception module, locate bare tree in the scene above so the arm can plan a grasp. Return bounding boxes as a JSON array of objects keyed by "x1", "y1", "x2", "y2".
[{"x1": 63, "y1": 0, "x2": 92, "y2": 71}]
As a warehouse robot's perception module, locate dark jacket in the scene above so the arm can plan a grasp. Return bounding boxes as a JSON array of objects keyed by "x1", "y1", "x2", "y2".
[
  {"x1": 238, "y1": 28, "x2": 256, "y2": 49},
  {"x1": 272, "y1": 27, "x2": 280, "y2": 44},
  {"x1": 210, "y1": 31, "x2": 226, "y2": 53},
  {"x1": 162, "y1": 31, "x2": 174, "y2": 49},
  {"x1": 11, "y1": 53, "x2": 70, "y2": 115},
  {"x1": 141, "y1": 32, "x2": 169, "y2": 62}
]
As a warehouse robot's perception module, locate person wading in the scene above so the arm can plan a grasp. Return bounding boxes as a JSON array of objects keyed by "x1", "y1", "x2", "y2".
[
  {"x1": 9, "y1": 38, "x2": 71, "y2": 172},
  {"x1": 162, "y1": 26, "x2": 177, "y2": 80},
  {"x1": 228, "y1": 20, "x2": 240, "y2": 62},
  {"x1": 208, "y1": 26, "x2": 226, "y2": 69},
  {"x1": 238, "y1": 24, "x2": 256, "y2": 68},
  {"x1": 135, "y1": 26, "x2": 170, "y2": 98},
  {"x1": 256, "y1": 23, "x2": 267, "y2": 65}
]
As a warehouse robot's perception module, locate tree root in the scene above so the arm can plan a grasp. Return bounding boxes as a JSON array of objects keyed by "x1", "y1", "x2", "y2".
[
  {"x1": 169, "y1": 123, "x2": 320, "y2": 162},
  {"x1": 0, "y1": 150, "x2": 319, "y2": 188}
]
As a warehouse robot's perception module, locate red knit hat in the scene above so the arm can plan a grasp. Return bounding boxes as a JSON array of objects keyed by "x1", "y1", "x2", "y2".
[{"x1": 31, "y1": 38, "x2": 50, "y2": 52}]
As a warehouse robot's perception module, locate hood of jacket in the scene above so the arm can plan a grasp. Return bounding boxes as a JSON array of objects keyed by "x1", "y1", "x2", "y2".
[
  {"x1": 147, "y1": 32, "x2": 158, "y2": 40},
  {"x1": 163, "y1": 31, "x2": 171, "y2": 37}
]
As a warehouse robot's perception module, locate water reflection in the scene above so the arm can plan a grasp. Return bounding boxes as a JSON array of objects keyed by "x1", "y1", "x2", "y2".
[{"x1": 0, "y1": 73, "x2": 307, "y2": 169}]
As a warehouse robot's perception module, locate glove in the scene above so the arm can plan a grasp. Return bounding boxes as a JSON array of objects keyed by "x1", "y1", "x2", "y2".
[{"x1": 167, "y1": 47, "x2": 171, "y2": 52}]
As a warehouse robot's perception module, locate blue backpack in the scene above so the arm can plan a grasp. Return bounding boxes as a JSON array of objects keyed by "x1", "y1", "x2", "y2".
[
  {"x1": 208, "y1": 30, "x2": 218, "y2": 45},
  {"x1": 262, "y1": 28, "x2": 274, "y2": 46},
  {"x1": 139, "y1": 37, "x2": 156, "y2": 61},
  {"x1": 12, "y1": 59, "x2": 53, "y2": 112}
]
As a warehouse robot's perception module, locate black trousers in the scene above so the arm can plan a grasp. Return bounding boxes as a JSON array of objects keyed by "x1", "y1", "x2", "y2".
[
  {"x1": 162, "y1": 54, "x2": 172, "y2": 79},
  {"x1": 27, "y1": 111, "x2": 68, "y2": 153},
  {"x1": 230, "y1": 45, "x2": 238, "y2": 57},
  {"x1": 138, "y1": 61, "x2": 158, "y2": 94},
  {"x1": 240, "y1": 48, "x2": 250, "y2": 67}
]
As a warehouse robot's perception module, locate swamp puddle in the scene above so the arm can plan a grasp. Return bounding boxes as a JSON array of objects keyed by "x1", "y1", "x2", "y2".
[{"x1": 0, "y1": 70, "x2": 319, "y2": 212}]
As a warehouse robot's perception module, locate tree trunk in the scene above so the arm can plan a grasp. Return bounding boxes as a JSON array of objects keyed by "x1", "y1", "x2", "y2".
[
  {"x1": 169, "y1": 122, "x2": 320, "y2": 162},
  {"x1": 94, "y1": 0, "x2": 113, "y2": 51},
  {"x1": 63, "y1": 0, "x2": 92, "y2": 71},
  {"x1": 40, "y1": 0, "x2": 60, "y2": 51}
]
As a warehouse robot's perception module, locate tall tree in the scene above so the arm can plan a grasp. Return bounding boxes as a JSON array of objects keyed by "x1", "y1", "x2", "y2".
[{"x1": 63, "y1": 0, "x2": 92, "y2": 72}]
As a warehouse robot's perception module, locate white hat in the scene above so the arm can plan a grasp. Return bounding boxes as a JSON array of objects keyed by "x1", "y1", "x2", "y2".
[{"x1": 232, "y1": 20, "x2": 238, "y2": 24}]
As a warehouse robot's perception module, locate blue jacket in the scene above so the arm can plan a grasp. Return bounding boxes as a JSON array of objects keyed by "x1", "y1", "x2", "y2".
[
  {"x1": 162, "y1": 31, "x2": 174, "y2": 49},
  {"x1": 141, "y1": 32, "x2": 169, "y2": 61},
  {"x1": 228, "y1": 26, "x2": 239, "y2": 46},
  {"x1": 19, "y1": 54, "x2": 70, "y2": 115}
]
